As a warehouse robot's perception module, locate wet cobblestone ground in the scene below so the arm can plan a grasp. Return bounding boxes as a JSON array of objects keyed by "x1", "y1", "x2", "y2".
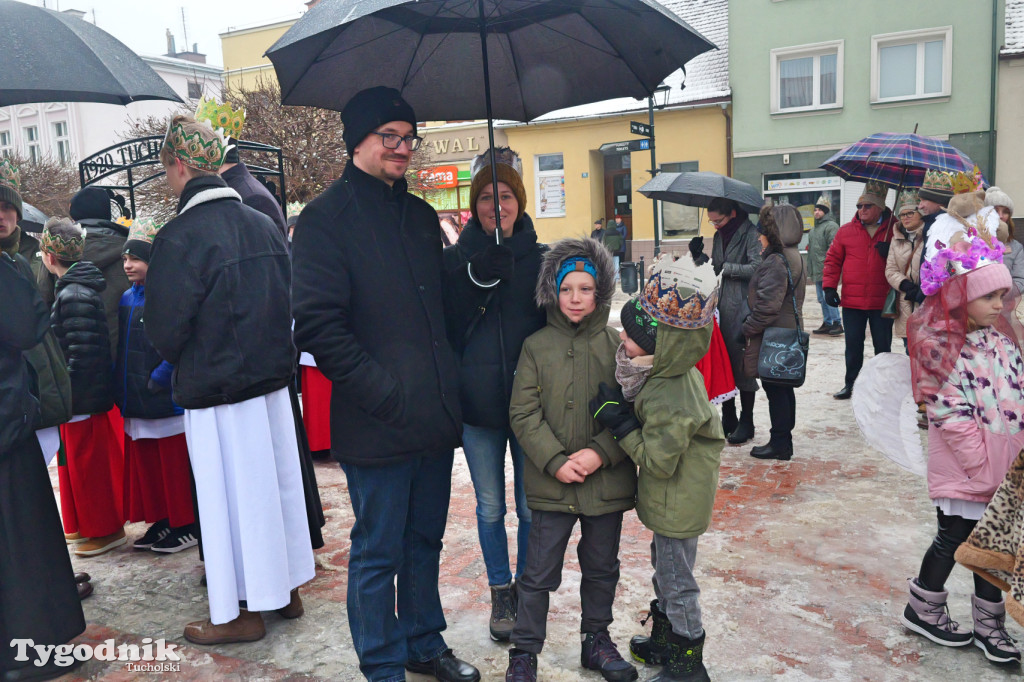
[{"x1": 48, "y1": 288, "x2": 1024, "y2": 680}]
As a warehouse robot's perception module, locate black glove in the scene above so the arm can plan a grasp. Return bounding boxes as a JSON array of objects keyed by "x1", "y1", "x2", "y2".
[
  {"x1": 688, "y1": 235, "x2": 705, "y2": 260},
  {"x1": 874, "y1": 242, "x2": 890, "y2": 260},
  {"x1": 824, "y1": 288, "x2": 841, "y2": 308},
  {"x1": 589, "y1": 382, "x2": 641, "y2": 440},
  {"x1": 898, "y1": 279, "x2": 926, "y2": 303},
  {"x1": 469, "y1": 244, "x2": 514, "y2": 282}
]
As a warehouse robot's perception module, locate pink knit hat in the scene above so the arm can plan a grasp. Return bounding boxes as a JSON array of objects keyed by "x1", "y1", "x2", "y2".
[{"x1": 965, "y1": 263, "x2": 1013, "y2": 302}]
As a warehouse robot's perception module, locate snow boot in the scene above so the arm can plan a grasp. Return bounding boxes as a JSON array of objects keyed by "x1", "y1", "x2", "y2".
[
  {"x1": 972, "y1": 594, "x2": 1021, "y2": 665},
  {"x1": 581, "y1": 630, "x2": 639, "y2": 681},
  {"x1": 650, "y1": 630, "x2": 710, "y2": 682},
  {"x1": 489, "y1": 581, "x2": 517, "y2": 642},
  {"x1": 726, "y1": 414, "x2": 754, "y2": 445},
  {"x1": 505, "y1": 648, "x2": 537, "y2": 682},
  {"x1": 630, "y1": 599, "x2": 671, "y2": 665},
  {"x1": 720, "y1": 400, "x2": 738, "y2": 438},
  {"x1": 899, "y1": 577, "x2": 973, "y2": 647}
]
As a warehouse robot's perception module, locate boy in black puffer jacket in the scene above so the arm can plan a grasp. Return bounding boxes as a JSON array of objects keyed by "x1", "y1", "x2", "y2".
[
  {"x1": 41, "y1": 217, "x2": 126, "y2": 558},
  {"x1": 115, "y1": 218, "x2": 196, "y2": 555}
]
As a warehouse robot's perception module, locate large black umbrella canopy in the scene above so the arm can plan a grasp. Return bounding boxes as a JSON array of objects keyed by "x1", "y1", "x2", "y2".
[
  {"x1": 20, "y1": 202, "x2": 48, "y2": 232},
  {"x1": 0, "y1": 0, "x2": 182, "y2": 107},
  {"x1": 638, "y1": 171, "x2": 764, "y2": 215},
  {"x1": 265, "y1": 0, "x2": 716, "y2": 121}
]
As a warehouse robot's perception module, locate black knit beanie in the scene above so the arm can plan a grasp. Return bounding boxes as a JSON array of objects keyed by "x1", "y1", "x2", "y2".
[
  {"x1": 341, "y1": 86, "x2": 417, "y2": 153},
  {"x1": 70, "y1": 187, "x2": 111, "y2": 221},
  {"x1": 621, "y1": 299, "x2": 657, "y2": 355}
]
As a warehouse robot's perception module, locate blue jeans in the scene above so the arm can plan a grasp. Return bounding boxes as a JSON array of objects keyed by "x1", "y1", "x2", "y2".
[
  {"x1": 342, "y1": 452, "x2": 453, "y2": 682},
  {"x1": 815, "y1": 281, "x2": 841, "y2": 324},
  {"x1": 462, "y1": 424, "x2": 531, "y2": 586}
]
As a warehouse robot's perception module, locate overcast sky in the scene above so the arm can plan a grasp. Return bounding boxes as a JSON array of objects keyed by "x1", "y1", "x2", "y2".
[{"x1": 30, "y1": 0, "x2": 309, "y2": 67}]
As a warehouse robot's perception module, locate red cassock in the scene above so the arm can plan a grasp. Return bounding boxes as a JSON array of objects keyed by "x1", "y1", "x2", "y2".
[
  {"x1": 123, "y1": 432, "x2": 195, "y2": 528},
  {"x1": 58, "y1": 409, "x2": 125, "y2": 537},
  {"x1": 300, "y1": 365, "x2": 332, "y2": 452}
]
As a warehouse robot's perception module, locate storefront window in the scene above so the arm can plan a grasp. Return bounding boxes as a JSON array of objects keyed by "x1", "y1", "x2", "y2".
[
  {"x1": 763, "y1": 171, "x2": 842, "y2": 251},
  {"x1": 660, "y1": 161, "x2": 699, "y2": 240}
]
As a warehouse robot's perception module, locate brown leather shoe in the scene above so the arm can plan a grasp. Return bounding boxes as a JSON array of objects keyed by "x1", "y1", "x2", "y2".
[
  {"x1": 77, "y1": 581, "x2": 93, "y2": 600},
  {"x1": 277, "y1": 589, "x2": 304, "y2": 619},
  {"x1": 74, "y1": 572, "x2": 91, "y2": 584},
  {"x1": 183, "y1": 610, "x2": 265, "y2": 645}
]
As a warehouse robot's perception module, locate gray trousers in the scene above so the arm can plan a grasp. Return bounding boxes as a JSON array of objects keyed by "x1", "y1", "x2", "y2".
[
  {"x1": 511, "y1": 509, "x2": 624, "y2": 654},
  {"x1": 652, "y1": 534, "x2": 703, "y2": 639}
]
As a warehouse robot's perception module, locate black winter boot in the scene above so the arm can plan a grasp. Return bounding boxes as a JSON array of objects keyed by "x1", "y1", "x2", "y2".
[
  {"x1": 581, "y1": 631, "x2": 639, "y2": 681},
  {"x1": 720, "y1": 398, "x2": 738, "y2": 437},
  {"x1": 489, "y1": 581, "x2": 517, "y2": 641},
  {"x1": 650, "y1": 630, "x2": 710, "y2": 682},
  {"x1": 726, "y1": 391, "x2": 755, "y2": 444},
  {"x1": 630, "y1": 599, "x2": 671, "y2": 665},
  {"x1": 505, "y1": 648, "x2": 538, "y2": 682}
]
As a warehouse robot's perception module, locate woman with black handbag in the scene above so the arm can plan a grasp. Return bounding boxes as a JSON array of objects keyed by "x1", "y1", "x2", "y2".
[{"x1": 741, "y1": 204, "x2": 806, "y2": 461}]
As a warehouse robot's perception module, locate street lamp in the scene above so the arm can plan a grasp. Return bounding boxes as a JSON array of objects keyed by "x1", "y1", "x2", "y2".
[{"x1": 648, "y1": 83, "x2": 671, "y2": 257}]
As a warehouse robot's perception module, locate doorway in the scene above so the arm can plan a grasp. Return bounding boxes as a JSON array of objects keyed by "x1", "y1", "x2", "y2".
[{"x1": 603, "y1": 152, "x2": 632, "y2": 237}]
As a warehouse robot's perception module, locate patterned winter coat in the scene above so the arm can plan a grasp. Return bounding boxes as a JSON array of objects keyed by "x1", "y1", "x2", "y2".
[{"x1": 925, "y1": 328, "x2": 1024, "y2": 503}]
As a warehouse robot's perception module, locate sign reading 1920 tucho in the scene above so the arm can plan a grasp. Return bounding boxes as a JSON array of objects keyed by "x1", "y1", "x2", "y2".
[{"x1": 79, "y1": 136, "x2": 164, "y2": 185}]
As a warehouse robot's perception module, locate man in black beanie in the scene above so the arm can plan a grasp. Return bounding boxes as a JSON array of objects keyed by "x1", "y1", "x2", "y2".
[{"x1": 292, "y1": 87, "x2": 477, "y2": 682}]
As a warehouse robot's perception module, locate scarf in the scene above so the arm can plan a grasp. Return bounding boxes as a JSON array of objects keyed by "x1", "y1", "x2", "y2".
[
  {"x1": 0, "y1": 225, "x2": 20, "y2": 257},
  {"x1": 719, "y1": 214, "x2": 745, "y2": 251},
  {"x1": 614, "y1": 343, "x2": 654, "y2": 402}
]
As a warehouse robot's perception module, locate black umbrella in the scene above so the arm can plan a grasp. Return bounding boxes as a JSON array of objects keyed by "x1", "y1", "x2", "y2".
[
  {"x1": 20, "y1": 202, "x2": 48, "y2": 232},
  {"x1": 0, "y1": 0, "x2": 182, "y2": 107},
  {"x1": 266, "y1": 0, "x2": 715, "y2": 245},
  {"x1": 638, "y1": 171, "x2": 764, "y2": 215}
]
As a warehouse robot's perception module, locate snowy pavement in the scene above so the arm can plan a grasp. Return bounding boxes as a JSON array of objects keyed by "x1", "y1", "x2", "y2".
[{"x1": 49, "y1": 286, "x2": 1023, "y2": 681}]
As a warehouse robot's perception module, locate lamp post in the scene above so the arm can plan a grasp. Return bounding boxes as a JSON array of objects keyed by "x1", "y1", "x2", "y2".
[{"x1": 647, "y1": 84, "x2": 671, "y2": 257}]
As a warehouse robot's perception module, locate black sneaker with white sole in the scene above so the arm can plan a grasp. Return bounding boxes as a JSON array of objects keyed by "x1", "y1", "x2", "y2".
[
  {"x1": 133, "y1": 519, "x2": 171, "y2": 550},
  {"x1": 151, "y1": 524, "x2": 198, "y2": 554}
]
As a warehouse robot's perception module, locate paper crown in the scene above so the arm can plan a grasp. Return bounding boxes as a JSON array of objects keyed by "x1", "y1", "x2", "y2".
[
  {"x1": 40, "y1": 220, "x2": 85, "y2": 262},
  {"x1": 639, "y1": 253, "x2": 720, "y2": 329},
  {"x1": 814, "y1": 195, "x2": 831, "y2": 211},
  {"x1": 470, "y1": 147, "x2": 523, "y2": 178},
  {"x1": 163, "y1": 119, "x2": 233, "y2": 171},
  {"x1": 921, "y1": 169, "x2": 979, "y2": 196},
  {"x1": 0, "y1": 157, "x2": 20, "y2": 193},
  {"x1": 896, "y1": 189, "x2": 920, "y2": 212},
  {"x1": 194, "y1": 96, "x2": 246, "y2": 141},
  {"x1": 862, "y1": 181, "x2": 888, "y2": 198},
  {"x1": 126, "y1": 217, "x2": 160, "y2": 245},
  {"x1": 920, "y1": 224, "x2": 1005, "y2": 296}
]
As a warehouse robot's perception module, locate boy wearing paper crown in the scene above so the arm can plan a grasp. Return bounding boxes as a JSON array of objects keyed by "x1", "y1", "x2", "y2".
[
  {"x1": 115, "y1": 218, "x2": 197, "y2": 555},
  {"x1": 590, "y1": 255, "x2": 724, "y2": 682},
  {"x1": 40, "y1": 217, "x2": 126, "y2": 557},
  {"x1": 145, "y1": 114, "x2": 313, "y2": 644}
]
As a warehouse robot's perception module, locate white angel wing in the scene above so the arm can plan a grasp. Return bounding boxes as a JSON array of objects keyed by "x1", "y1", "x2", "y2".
[{"x1": 852, "y1": 352, "x2": 926, "y2": 476}]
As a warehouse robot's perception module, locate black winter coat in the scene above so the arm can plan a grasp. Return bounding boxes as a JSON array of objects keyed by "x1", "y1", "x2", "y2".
[
  {"x1": 146, "y1": 176, "x2": 295, "y2": 409},
  {"x1": 292, "y1": 162, "x2": 462, "y2": 466},
  {"x1": 442, "y1": 216, "x2": 546, "y2": 429},
  {"x1": 50, "y1": 261, "x2": 115, "y2": 416},
  {"x1": 115, "y1": 284, "x2": 182, "y2": 419},
  {"x1": 222, "y1": 163, "x2": 287, "y2": 240},
  {"x1": 0, "y1": 253, "x2": 49, "y2": 454}
]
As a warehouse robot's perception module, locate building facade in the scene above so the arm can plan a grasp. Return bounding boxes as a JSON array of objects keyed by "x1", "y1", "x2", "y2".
[
  {"x1": 730, "y1": 0, "x2": 1000, "y2": 233},
  {"x1": 997, "y1": 0, "x2": 1024, "y2": 215}
]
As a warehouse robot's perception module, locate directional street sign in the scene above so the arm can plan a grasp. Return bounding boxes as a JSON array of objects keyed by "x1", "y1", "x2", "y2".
[
  {"x1": 630, "y1": 121, "x2": 653, "y2": 137},
  {"x1": 599, "y1": 139, "x2": 651, "y2": 154}
]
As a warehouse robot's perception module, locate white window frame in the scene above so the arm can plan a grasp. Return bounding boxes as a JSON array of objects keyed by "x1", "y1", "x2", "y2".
[
  {"x1": 53, "y1": 120, "x2": 71, "y2": 164},
  {"x1": 871, "y1": 26, "x2": 952, "y2": 104},
  {"x1": 0, "y1": 130, "x2": 10, "y2": 158},
  {"x1": 534, "y1": 153, "x2": 566, "y2": 219},
  {"x1": 769, "y1": 40, "x2": 844, "y2": 114},
  {"x1": 23, "y1": 126, "x2": 39, "y2": 163}
]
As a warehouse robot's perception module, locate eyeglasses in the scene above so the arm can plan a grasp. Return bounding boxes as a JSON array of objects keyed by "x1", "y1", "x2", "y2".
[
  {"x1": 708, "y1": 215, "x2": 729, "y2": 227},
  {"x1": 899, "y1": 211, "x2": 918, "y2": 219},
  {"x1": 370, "y1": 131, "x2": 423, "y2": 151}
]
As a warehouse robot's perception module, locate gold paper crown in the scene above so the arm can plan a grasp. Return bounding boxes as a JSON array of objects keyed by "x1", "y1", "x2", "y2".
[
  {"x1": 951, "y1": 171, "x2": 978, "y2": 195},
  {"x1": 639, "y1": 253, "x2": 720, "y2": 329},
  {"x1": 40, "y1": 221, "x2": 85, "y2": 262},
  {"x1": 862, "y1": 181, "x2": 888, "y2": 199},
  {"x1": 126, "y1": 217, "x2": 160, "y2": 244},
  {"x1": 194, "y1": 96, "x2": 245, "y2": 141},
  {"x1": 163, "y1": 119, "x2": 232, "y2": 171},
  {"x1": 0, "y1": 157, "x2": 20, "y2": 193}
]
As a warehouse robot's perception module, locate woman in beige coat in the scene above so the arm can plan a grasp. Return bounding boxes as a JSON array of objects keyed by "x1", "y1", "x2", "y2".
[{"x1": 885, "y1": 190, "x2": 926, "y2": 352}]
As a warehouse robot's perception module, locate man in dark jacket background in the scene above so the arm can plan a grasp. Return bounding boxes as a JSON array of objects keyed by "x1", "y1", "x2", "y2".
[
  {"x1": 822, "y1": 181, "x2": 896, "y2": 400},
  {"x1": 292, "y1": 87, "x2": 477, "y2": 682}
]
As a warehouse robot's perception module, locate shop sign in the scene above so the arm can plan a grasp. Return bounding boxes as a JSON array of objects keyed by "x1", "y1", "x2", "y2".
[
  {"x1": 765, "y1": 176, "x2": 841, "y2": 192},
  {"x1": 418, "y1": 165, "x2": 459, "y2": 188}
]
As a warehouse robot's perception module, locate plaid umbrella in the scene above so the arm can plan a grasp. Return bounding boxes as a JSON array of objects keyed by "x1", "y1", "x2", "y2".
[{"x1": 820, "y1": 132, "x2": 981, "y2": 188}]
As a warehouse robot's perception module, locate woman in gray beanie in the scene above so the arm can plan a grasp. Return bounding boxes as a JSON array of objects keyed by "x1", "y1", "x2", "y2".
[{"x1": 986, "y1": 187, "x2": 1024, "y2": 294}]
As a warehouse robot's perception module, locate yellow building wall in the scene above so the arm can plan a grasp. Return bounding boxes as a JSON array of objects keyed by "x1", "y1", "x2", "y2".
[
  {"x1": 221, "y1": 22, "x2": 295, "y2": 90},
  {"x1": 503, "y1": 106, "x2": 729, "y2": 245}
]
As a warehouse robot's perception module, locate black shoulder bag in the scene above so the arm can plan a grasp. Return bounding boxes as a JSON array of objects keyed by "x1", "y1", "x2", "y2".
[{"x1": 757, "y1": 258, "x2": 809, "y2": 387}]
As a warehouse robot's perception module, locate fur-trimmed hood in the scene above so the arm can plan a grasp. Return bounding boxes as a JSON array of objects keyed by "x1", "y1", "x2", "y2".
[{"x1": 535, "y1": 237, "x2": 616, "y2": 309}]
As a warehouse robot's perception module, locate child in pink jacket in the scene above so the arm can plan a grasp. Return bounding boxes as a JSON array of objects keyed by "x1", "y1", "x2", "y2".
[{"x1": 904, "y1": 239, "x2": 1024, "y2": 665}]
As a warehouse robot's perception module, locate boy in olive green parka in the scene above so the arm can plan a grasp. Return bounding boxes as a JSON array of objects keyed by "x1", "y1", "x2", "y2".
[{"x1": 591, "y1": 276, "x2": 724, "y2": 682}]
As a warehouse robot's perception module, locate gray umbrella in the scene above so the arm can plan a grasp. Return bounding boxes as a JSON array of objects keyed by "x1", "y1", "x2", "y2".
[
  {"x1": 266, "y1": 0, "x2": 715, "y2": 121},
  {"x1": 0, "y1": 0, "x2": 182, "y2": 107},
  {"x1": 20, "y1": 202, "x2": 48, "y2": 232},
  {"x1": 638, "y1": 171, "x2": 764, "y2": 214}
]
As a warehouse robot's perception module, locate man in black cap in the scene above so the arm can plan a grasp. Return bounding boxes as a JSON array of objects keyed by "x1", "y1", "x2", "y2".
[{"x1": 292, "y1": 87, "x2": 477, "y2": 682}]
